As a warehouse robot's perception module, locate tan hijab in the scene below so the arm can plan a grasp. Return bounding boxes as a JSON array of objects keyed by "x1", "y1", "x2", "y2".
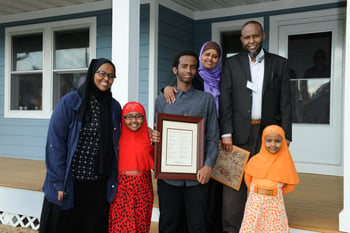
[{"x1": 245, "y1": 125, "x2": 299, "y2": 185}]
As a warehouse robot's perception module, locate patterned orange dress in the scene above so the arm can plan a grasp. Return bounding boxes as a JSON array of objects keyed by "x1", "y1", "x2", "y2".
[
  {"x1": 240, "y1": 125, "x2": 299, "y2": 233},
  {"x1": 240, "y1": 180, "x2": 289, "y2": 232}
]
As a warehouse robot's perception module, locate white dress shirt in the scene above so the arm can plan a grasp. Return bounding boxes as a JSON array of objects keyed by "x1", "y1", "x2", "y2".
[
  {"x1": 222, "y1": 50, "x2": 265, "y2": 139},
  {"x1": 249, "y1": 49, "x2": 265, "y2": 120}
]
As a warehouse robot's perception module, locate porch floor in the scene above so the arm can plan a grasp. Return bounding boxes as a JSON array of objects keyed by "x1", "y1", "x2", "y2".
[
  {"x1": 284, "y1": 173, "x2": 343, "y2": 233},
  {"x1": 0, "y1": 157, "x2": 45, "y2": 191},
  {"x1": 0, "y1": 157, "x2": 344, "y2": 232}
]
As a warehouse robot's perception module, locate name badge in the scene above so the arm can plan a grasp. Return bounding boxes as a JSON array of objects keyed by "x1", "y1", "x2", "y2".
[{"x1": 246, "y1": 81, "x2": 258, "y2": 92}]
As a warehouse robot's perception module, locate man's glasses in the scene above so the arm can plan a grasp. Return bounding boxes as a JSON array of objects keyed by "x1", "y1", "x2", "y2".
[
  {"x1": 124, "y1": 115, "x2": 144, "y2": 120},
  {"x1": 96, "y1": 70, "x2": 116, "y2": 79}
]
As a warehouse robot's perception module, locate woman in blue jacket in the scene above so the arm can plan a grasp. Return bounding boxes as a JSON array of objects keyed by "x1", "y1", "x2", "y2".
[{"x1": 39, "y1": 58, "x2": 122, "y2": 233}]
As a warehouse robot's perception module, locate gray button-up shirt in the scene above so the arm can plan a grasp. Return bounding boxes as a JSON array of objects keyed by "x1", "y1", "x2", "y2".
[{"x1": 155, "y1": 86, "x2": 219, "y2": 186}]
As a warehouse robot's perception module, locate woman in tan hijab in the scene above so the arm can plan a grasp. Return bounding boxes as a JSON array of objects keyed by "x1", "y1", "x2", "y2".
[{"x1": 240, "y1": 125, "x2": 299, "y2": 232}]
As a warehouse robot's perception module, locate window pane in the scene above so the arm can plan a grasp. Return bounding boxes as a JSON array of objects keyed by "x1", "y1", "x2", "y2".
[
  {"x1": 288, "y1": 32, "x2": 331, "y2": 79},
  {"x1": 288, "y1": 32, "x2": 331, "y2": 124},
  {"x1": 291, "y1": 79, "x2": 330, "y2": 124},
  {"x1": 54, "y1": 28, "x2": 89, "y2": 69},
  {"x1": 12, "y1": 34, "x2": 43, "y2": 71},
  {"x1": 11, "y1": 74, "x2": 42, "y2": 110},
  {"x1": 53, "y1": 72, "x2": 86, "y2": 108}
]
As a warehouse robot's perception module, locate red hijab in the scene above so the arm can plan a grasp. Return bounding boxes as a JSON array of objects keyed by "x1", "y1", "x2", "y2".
[
  {"x1": 245, "y1": 125, "x2": 299, "y2": 185},
  {"x1": 118, "y1": 102, "x2": 154, "y2": 172}
]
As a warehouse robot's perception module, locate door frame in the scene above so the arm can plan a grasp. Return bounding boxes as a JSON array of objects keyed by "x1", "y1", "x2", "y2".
[
  {"x1": 270, "y1": 8, "x2": 345, "y2": 176},
  {"x1": 211, "y1": 17, "x2": 264, "y2": 45}
]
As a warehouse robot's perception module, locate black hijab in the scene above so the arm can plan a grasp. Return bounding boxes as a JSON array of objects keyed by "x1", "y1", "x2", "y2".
[{"x1": 77, "y1": 58, "x2": 115, "y2": 178}]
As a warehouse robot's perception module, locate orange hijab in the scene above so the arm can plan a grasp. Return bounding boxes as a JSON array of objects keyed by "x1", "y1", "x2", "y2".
[
  {"x1": 245, "y1": 125, "x2": 299, "y2": 185},
  {"x1": 118, "y1": 102, "x2": 154, "y2": 172}
]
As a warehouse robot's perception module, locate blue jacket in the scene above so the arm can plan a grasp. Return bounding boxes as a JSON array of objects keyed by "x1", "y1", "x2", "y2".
[{"x1": 42, "y1": 91, "x2": 121, "y2": 210}]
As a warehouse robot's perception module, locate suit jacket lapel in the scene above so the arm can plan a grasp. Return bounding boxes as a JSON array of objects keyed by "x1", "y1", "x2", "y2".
[
  {"x1": 239, "y1": 53, "x2": 252, "y2": 82},
  {"x1": 262, "y1": 51, "x2": 272, "y2": 95}
]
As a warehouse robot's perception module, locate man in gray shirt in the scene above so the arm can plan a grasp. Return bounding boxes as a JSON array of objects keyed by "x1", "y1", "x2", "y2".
[{"x1": 154, "y1": 49, "x2": 219, "y2": 233}]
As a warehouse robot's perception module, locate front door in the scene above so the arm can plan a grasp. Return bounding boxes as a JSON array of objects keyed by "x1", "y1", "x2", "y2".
[
  {"x1": 273, "y1": 12, "x2": 344, "y2": 175},
  {"x1": 215, "y1": 11, "x2": 344, "y2": 175}
]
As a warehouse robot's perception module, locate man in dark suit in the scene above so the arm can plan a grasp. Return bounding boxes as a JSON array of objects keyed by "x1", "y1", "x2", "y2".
[{"x1": 219, "y1": 21, "x2": 292, "y2": 233}]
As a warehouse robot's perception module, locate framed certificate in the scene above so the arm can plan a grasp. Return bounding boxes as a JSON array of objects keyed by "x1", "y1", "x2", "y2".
[
  {"x1": 211, "y1": 144, "x2": 250, "y2": 190},
  {"x1": 155, "y1": 113, "x2": 204, "y2": 180}
]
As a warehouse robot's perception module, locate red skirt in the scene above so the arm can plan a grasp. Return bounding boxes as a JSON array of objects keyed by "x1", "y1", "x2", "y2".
[{"x1": 109, "y1": 170, "x2": 153, "y2": 233}]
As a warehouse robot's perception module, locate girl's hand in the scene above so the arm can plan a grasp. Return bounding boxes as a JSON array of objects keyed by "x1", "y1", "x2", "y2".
[
  {"x1": 164, "y1": 86, "x2": 177, "y2": 104},
  {"x1": 286, "y1": 139, "x2": 291, "y2": 147},
  {"x1": 151, "y1": 130, "x2": 161, "y2": 143}
]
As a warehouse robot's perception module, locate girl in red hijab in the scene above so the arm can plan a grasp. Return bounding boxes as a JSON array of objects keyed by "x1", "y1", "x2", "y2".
[
  {"x1": 240, "y1": 125, "x2": 299, "y2": 232},
  {"x1": 109, "y1": 102, "x2": 154, "y2": 233}
]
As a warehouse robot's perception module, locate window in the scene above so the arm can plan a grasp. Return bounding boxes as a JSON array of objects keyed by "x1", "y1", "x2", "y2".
[
  {"x1": 5, "y1": 18, "x2": 96, "y2": 118},
  {"x1": 11, "y1": 34, "x2": 43, "y2": 111},
  {"x1": 53, "y1": 28, "x2": 90, "y2": 109},
  {"x1": 288, "y1": 32, "x2": 331, "y2": 124}
]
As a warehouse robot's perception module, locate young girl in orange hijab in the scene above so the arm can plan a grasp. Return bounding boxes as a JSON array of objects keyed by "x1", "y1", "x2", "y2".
[
  {"x1": 109, "y1": 102, "x2": 154, "y2": 233},
  {"x1": 240, "y1": 125, "x2": 299, "y2": 232}
]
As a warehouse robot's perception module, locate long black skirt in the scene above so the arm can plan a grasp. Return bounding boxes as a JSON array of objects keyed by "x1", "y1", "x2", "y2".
[{"x1": 39, "y1": 179, "x2": 109, "y2": 233}]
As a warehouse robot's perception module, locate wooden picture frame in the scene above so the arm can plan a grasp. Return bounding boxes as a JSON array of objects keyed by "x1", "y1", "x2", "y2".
[
  {"x1": 211, "y1": 144, "x2": 250, "y2": 190},
  {"x1": 155, "y1": 113, "x2": 204, "y2": 180}
]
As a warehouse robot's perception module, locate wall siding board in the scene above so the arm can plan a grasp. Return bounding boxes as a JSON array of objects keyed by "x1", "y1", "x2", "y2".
[
  {"x1": 139, "y1": 56, "x2": 149, "y2": 68},
  {"x1": 0, "y1": 118, "x2": 49, "y2": 126},
  {"x1": 138, "y1": 4, "x2": 150, "y2": 115},
  {"x1": 0, "y1": 125, "x2": 47, "y2": 137},
  {"x1": 97, "y1": 25, "x2": 112, "y2": 36},
  {"x1": 157, "y1": 5, "x2": 194, "y2": 93},
  {"x1": 96, "y1": 13, "x2": 112, "y2": 55},
  {"x1": 96, "y1": 48, "x2": 112, "y2": 59},
  {"x1": 158, "y1": 34, "x2": 192, "y2": 49},
  {"x1": 193, "y1": 21, "x2": 212, "y2": 53},
  {"x1": 140, "y1": 33, "x2": 149, "y2": 43},
  {"x1": 97, "y1": 36, "x2": 112, "y2": 49},
  {"x1": 1, "y1": 135, "x2": 45, "y2": 146},
  {"x1": 0, "y1": 145, "x2": 45, "y2": 160}
]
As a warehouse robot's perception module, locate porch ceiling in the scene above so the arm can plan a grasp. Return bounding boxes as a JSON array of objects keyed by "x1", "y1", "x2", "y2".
[
  {"x1": 0, "y1": 0, "x2": 277, "y2": 16},
  {"x1": 0, "y1": 0, "x2": 103, "y2": 15},
  {"x1": 171, "y1": 0, "x2": 278, "y2": 11}
]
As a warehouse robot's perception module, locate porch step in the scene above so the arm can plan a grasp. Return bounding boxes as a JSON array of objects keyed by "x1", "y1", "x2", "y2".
[{"x1": 0, "y1": 157, "x2": 45, "y2": 191}]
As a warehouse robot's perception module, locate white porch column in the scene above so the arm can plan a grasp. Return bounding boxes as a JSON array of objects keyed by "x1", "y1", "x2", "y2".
[
  {"x1": 147, "y1": 0, "x2": 158, "y2": 127},
  {"x1": 111, "y1": 0, "x2": 140, "y2": 107},
  {"x1": 339, "y1": 3, "x2": 350, "y2": 232}
]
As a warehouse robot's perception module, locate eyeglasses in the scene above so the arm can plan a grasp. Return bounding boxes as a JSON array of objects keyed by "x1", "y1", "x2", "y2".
[
  {"x1": 96, "y1": 70, "x2": 116, "y2": 79},
  {"x1": 124, "y1": 115, "x2": 144, "y2": 120}
]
